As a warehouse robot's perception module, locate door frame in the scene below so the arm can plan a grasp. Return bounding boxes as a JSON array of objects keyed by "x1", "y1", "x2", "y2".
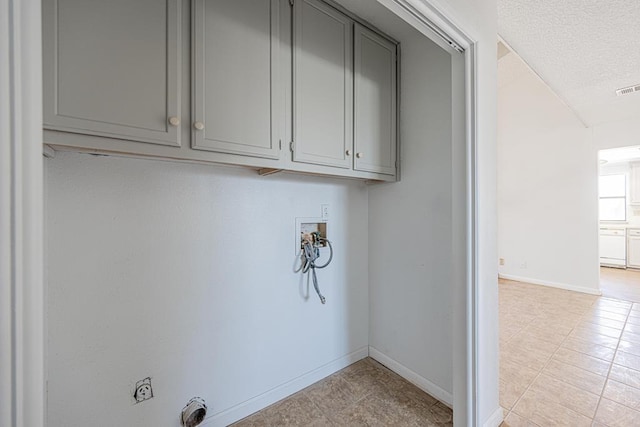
[
  {"x1": 2, "y1": 0, "x2": 487, "y2": 425},
  {"x1": 1, "y1": 0, "x2": 45, "y2": 426},
  {"x1": 378, "y1": 1, "x2": 483, "y2": 425}
]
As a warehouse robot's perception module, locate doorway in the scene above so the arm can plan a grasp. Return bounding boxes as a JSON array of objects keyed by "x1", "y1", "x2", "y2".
[
  {"x1": 3, "y1": 1, "x2": 494, "y2": 426},
  {"x1": 598, "y1": 146, "x2": 640, "y2": 303}
]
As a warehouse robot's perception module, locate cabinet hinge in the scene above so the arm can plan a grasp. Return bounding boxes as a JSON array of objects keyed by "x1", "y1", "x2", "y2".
[
  {"x1": 289, "y1": 0, "x2": 294, "y2": 7},
  {"x1": 279, "y1": 139, "x2": 282, "y2": 150},
  {"x1": 290, "y1": 141, "x2": 294, "y2": 152}
]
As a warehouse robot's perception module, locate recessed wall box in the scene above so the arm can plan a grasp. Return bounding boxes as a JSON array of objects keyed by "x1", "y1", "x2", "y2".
[{"x1": 295, "y1": 217, "x2": 328, "y2": 254}]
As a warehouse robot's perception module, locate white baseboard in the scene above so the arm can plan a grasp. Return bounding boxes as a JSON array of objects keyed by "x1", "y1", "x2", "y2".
[
  {"x1": 499, "y1": 273, "x2": 602, "y2": 296},
  {"x1": 483, "y1": 406, "x2": 504, "y2": 427},
  {"x1": 368, "y1": 346, "x2": 453, "y2": 407},
  {"x1": 202, "y1": 346, "x2": 369, "y2": 427}
]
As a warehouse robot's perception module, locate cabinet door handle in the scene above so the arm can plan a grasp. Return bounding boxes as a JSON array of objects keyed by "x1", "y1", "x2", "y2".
[
  {"x1": 193, "y1": 121, "x2": 205, "y2": 131},
  {"x1": 356, "y1": 152, "x2": 363, "y2": 159},
  {"x1": 346, "y1": 150, "x2": 351, "y2": 156},
  {"x1": 168, "y1": 116, "x2": 180, "y2": 127}
]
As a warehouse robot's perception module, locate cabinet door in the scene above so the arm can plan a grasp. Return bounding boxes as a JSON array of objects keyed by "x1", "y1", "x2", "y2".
[
  {"x1": 192, "y1": 0, "x2": 281, "y2": 159},
  {"x1": 293, "y1": 0, "x2": 352, "y2": 169},
  {"x1": 629, "y1": 236, "x2": 640, "y2": 267},
  {"x1": 354, "y1": 24, "x2": 397, "y2": 176},
  {"x1": 43, "y1": 0, "x2": 182, "y2": 146}
]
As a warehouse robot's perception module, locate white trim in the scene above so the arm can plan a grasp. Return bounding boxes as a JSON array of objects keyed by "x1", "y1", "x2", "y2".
[
  {"x1": 467, "y1": 41, "x2": 481, "y2": 427},
  {"x1": 499, "y1": 274, "x2": 602, "y2": 296},
  {"x1": 376, "y1": 0, "x2": 458, "y2": 54},
  {"x1": 382, "y1": 0, "x2": 470, "y2": 52},
  {"x1": 201, "y1": 347, "x2": 369, "y2": 427},
  {"x1": 369, "y1": 346, "x2": 453, "y2": 407},
  {"x1": 482, "y1": 407, "x2": 504, "y2": 427},
  {"x1": 378, "y1": 1, "x2": 482, "y2": 425},
  {"x1": 0, "y1": 0, "x2": 45, "y2": 426},
  {"x1": 0, "y1": 1, "x2": 11, "y2": 421},
  {"x1": 451, "y1": 34, "x2": 472, "y2": 427}
]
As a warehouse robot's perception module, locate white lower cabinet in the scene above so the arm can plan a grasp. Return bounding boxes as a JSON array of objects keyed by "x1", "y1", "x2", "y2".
[
  {"x1": 600, "y1": 228, "x2": 626, "y2": 267},
  {"x1": 628, "y1": 229, "x2": 640, "y2": 268}
]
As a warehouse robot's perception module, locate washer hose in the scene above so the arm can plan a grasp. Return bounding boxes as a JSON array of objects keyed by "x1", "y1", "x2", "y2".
[{"x1": 296, "y1": 233, "x2": 333, "y2": 304}]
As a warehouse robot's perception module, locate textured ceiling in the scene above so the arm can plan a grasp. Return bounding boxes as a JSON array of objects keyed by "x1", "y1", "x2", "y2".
[{"x1": 498, "y1": 0, "x2": 640, "y2": 126}]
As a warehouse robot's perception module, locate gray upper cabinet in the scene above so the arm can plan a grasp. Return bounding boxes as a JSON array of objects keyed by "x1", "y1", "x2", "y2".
[
  {"x1": 293, "y1": 0, "x2": 353, "y2": 169},
  {"x1": 42, "y1": 0, "x2": 399, "y2": 181},
  {"x1": 354, "y1": 24, "x2": 397, "y2": 176},
  {"x1": 43, "y1": 0, "x2": 182, "y2": 147},
  {"x1": 192, "y1": 0, "x2": 281, "y2": 159}
]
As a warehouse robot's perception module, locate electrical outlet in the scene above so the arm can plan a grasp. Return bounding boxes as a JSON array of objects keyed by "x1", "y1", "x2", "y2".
[
  {"x1": 321, "y1": 204, "x2": 330, "y2": 220},
  {"x1": 134, "y1": 377, "x2": 153, "y2": 403},
  {"x1": 499, "y1": 258, "x2": 505, "y2": 266}
]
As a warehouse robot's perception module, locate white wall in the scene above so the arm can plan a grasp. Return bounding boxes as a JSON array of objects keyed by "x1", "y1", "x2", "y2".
[
  {"x1": 594, "y1": 119, "x2": 640, "y2": 151},
  {"x1": 497, "y1": 52, "x2": 601, "y2": 294},
  {"x1": 368, "y1": 23, "x2": 454, "y2": 400},
  {"x1": 498, "y1": 51, "x2": 640, "y2": 296},
  {"x1": 46, "y1": 153, "x2": 369, "y2": 427}
]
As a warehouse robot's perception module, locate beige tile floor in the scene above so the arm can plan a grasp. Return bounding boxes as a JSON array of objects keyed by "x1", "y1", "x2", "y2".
[
  {"x1": 231, "y1": 358, "x2": 452, "y2": 426},
  {"x1": 499, "y1": 278, "x2": 640, "y2": 426},
  {"x1": 600, "y1": 267, "x2": 640, "y2": 303}
]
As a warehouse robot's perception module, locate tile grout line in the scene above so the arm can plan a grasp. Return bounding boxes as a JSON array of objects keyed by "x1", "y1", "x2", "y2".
[
  {"x1": 560, "y1": 297, "x2": 636, "y2": 426},
  {"x1": 305, "y1": 359, "x2": 446, "y2": 426},
  {"x1": 303, "y1": 366, "x2": 373, "y2": 425},
  {"x1": 502, "y1": 307, "x2": 539, "y2": 345},
  {"x1": 529, "y1": 300, "x2": 604, "y2": 420},
  {"x1": 301, "y1": 387, "x2": 333, "y2": 425},
  {"x1": 590, "y1": 302, "x2": 632, "y2": 427},
  {"x1": 504, "y1": 301, "x2": 580, "y2": 420},
  {"x1": 500, "y1": 278, "x2": 640, "y2": 426},
  {"x1": 507, "y1": 294, "x2": 609, "y2": 423},
  {"x1": 500, "y1": 297, "x2": 544, "y2": 414}
]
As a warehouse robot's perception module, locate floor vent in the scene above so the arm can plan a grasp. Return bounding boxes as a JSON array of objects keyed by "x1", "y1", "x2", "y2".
[{"x1": 616, "y1": 84, "x2": 640, "y2": 96}]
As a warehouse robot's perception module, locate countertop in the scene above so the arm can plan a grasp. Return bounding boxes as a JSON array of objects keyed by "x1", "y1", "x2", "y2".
[{"x1": 600, "y1": 224, "x2": 640, "y2": 230}]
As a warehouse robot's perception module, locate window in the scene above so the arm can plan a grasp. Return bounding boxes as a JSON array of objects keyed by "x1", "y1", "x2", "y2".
[{"x1": 599, "y1": 174, "x2": 626, "y2": 221}]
